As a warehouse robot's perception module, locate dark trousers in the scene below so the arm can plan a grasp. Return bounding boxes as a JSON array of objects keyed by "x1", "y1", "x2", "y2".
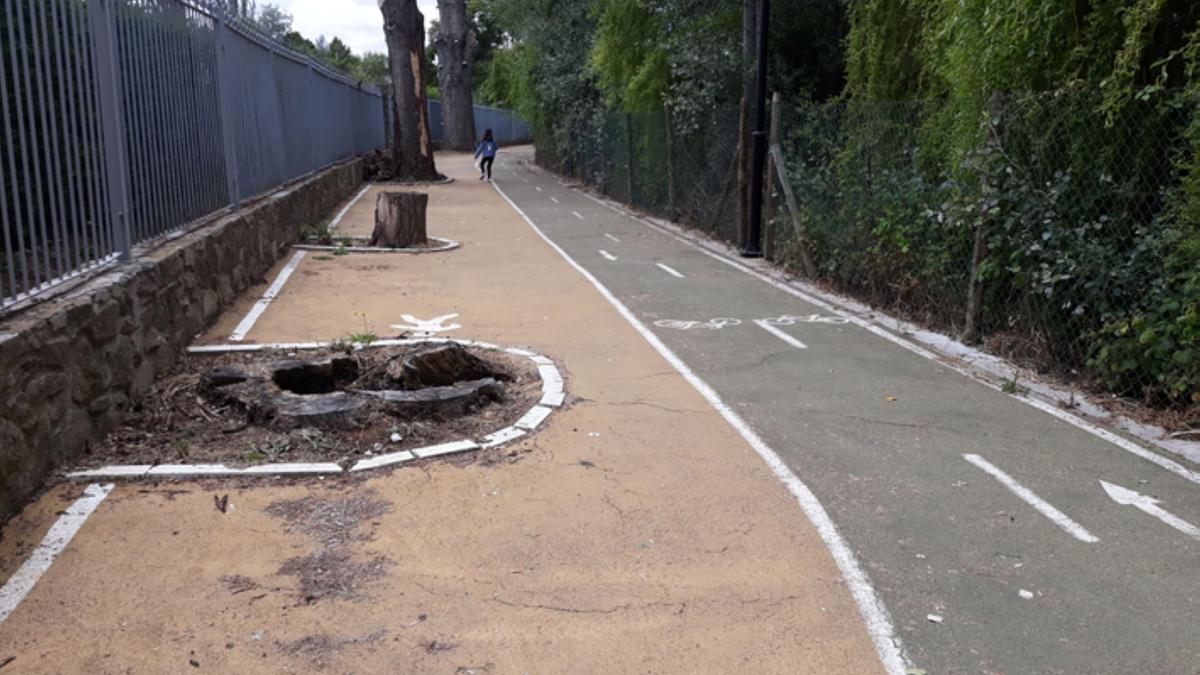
[{"x1": 480, "y1": 156, "x2": 494, "y2": 179}]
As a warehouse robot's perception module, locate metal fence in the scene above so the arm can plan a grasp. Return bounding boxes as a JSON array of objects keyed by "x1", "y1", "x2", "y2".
[
  {"x1": 540, "y1": 94, "x2": 1199, "y2": 416},
  {"x1": 0, "y1": 0, "x2": 386, "y2": 312},
  {"x1": 424, "y1": 98, "x2": 531, "y2": 146}
]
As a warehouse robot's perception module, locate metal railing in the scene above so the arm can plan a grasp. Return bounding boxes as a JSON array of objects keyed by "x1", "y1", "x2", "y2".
[{"x1": 0, "y1": 0, "x2": 386, "y2": 312}]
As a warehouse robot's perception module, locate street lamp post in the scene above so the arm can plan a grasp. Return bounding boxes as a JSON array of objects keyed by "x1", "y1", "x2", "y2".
[{"x1": 741, "y1": 0, "x2": 769, "y2": 258}]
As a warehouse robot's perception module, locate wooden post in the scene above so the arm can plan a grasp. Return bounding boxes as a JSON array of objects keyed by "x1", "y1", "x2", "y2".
[
  {"x1": 371, "y1": 191, "x2": 428, "y2": 248},
  {"x1": 961, "y1": 91, "x2": 1007, "y2": 345},
  {"x1": 665, "y1": 106, "x2": 676, "y2": 220},
  {"x1": 769, "y1": 143, "x2": 817, "y2": 278},
  {"x1": 763, "y1": 92, "x2": 781, "y2": 261},
  {"x1": 625, "y1": 113, "x2": 636, "y2": 204},
  {"x1": 736, "y1": 95, "x2": 749, "y2": 248}
]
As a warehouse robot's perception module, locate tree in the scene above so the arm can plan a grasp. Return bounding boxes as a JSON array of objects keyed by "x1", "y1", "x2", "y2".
[
  {"x1": 435, "y1": 0, "x2": 478, "y2": 151},
  {"x1": 255, "y1": 3, "x2": 293, "y2": 39},
  {"x1": 380, "y1": 0, "x2": 441, "y2": 180},
  {"x1": 326, "y1": 37, "x2": 361, "y2": 74}
]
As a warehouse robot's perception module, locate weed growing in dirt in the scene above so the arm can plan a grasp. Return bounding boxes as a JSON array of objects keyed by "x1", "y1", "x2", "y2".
[
  {"x1": 1002, "y1": 375, "x2": 1021, "y2": 395},
  {"x1": 244, "y1": 439, "x2": 291, "y2": 464},
  {"x1": 350, "y1": 312, "x2": 377, "y2": 345},
  {"x1": 301, "y1": 225, "x2": 333, "y2": 245}
]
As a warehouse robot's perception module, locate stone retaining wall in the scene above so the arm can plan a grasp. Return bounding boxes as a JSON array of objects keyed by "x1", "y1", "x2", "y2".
[{"x1": 0, "y1": 159, "x2": 365, "y2": 521}]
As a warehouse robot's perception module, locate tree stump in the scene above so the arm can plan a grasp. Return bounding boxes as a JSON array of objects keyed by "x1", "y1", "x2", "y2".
[{"x1": 371, "y1": 191, "x2": 428, "y2": 248}]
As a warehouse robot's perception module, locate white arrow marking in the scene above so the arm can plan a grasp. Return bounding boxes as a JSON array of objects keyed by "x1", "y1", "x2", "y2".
[
  {"x1": 656, "y1": 263, "x2": 685, "y2": 279},
  {"x1": 964, "y1": 454, "x2": 1099, "y2": 543},
  {"x1": 754, "y1": 318, "x2": 808, "y2": 350},
  {"x1": 1101, "y1": 481, "x2": 1200, "y2": 540},
  {"x1": 599, "y1": 249, "x2": 618, "y2": 262},
  {"x1": 390, "y1": 313, "x2": 461, "y2": 335}
]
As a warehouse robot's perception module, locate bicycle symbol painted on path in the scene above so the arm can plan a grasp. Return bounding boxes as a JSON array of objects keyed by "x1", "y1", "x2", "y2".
[
  {"x1": 654, "y1": 318, "x2": 742, "y2": 331},
  {"x1": 759, "y1": 314, "x2": 850, "y2": 326}
]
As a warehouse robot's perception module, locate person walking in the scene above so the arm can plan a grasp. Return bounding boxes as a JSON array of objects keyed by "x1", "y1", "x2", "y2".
[{"x1": 474, "y1": 129, "x2": 498, "y2": 182}]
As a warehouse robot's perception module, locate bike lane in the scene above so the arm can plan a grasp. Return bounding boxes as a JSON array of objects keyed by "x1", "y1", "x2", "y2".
[{"x1": 496, "y1": 149, "x2": 1200, "y2": 674}]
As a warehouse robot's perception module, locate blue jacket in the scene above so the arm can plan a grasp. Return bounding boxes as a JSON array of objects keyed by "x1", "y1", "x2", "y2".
[{"x1": 475, "y1": 139, "x2": 498, "y2": 159}]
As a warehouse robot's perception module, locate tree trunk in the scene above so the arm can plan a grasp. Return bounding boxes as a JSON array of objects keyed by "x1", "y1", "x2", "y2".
[
  {"x1": 961, "y1": 91, "x2": 1008, "y2": 345},
  {"x1": 372, "y1": 192, "x2": 429, "y2": 248},
  {"x1": 380, "y1": 0, "x2": 440, "y2": 181},
  {"x1": 435, "y1": 0, "x2": 477, "y2": 152}
]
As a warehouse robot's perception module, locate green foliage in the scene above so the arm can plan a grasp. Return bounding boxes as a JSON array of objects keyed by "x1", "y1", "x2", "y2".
[{"x1": 590, "y1": 0, "x2": 669, "y2": 111}]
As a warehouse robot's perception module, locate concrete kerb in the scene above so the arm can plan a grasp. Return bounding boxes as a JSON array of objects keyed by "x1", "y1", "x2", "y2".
[
  {"x1": 536, "y1": 162, "x2": 1200, "y2": 470},
  {"x1": 65, "y1": 338, "x2": 565, "y2": 481}
]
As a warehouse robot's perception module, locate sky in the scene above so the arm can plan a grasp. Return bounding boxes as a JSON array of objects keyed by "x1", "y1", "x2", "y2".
[{"x1": 268, "y1": 0, "x2": 439, "y2": 55}]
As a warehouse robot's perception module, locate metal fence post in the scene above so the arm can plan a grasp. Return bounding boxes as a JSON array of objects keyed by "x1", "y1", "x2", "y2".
[
  {"x1": 214, "y1": 16, "x2": 241, "y2": 204},
  {"x1": 87, "y1": 0, "x2": 132, "y2": 260}
]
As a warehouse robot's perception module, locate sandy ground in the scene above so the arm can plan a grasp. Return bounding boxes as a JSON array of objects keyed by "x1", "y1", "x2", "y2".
[{"x1": 0, "y1": 151, "x2": 882, "y2": 673}]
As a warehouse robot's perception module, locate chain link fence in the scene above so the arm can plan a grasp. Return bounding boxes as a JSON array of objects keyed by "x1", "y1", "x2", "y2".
[
  {"x1": 1, "y1": 0, "x2": 386, "y2": 313},
  {"x1": 539, "y1": 94, "x2": 1199, "y2": 418}
]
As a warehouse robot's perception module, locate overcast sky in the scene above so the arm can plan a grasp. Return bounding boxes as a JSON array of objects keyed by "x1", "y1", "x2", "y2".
[{"x1": 268, "y1": 0, "x2": 438, "y2": 55}]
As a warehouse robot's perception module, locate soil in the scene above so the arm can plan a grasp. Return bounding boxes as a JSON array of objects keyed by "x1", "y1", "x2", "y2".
[{"x1": 79, "y1": 344, "x2": 541, "y2": 469}]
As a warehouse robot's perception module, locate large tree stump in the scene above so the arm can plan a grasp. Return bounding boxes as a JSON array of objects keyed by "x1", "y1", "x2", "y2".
[{"x1": 371, "y1": 192, "x2": 428, "y2": 248}]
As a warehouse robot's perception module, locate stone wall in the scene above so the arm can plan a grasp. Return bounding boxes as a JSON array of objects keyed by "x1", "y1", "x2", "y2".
[{"x1": 0, "y1": 159, "x2": 364, "y2": 521}]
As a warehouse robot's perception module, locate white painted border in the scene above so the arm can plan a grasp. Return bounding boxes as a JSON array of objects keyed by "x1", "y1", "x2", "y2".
[
  {"x1": 294, "y1": 236, "x2": 460, "y2": 254},
  {"x1": 68, "y1": 339, "x2": 564, "y2": 480},
  {"x1": 571, "y1": 185, "x2": 1200, "y2": 480},
  {"x1": 328, "y1": 185, "x2": 371, "y2": 231},
  {"x1": 0, "y1": 483, "x2": 113, "y2": 624},
  {"x1": 230, "y1": 250, "x2": 307, "y2": 342},
  {"x1": 491, "y1": 180, "x2": 910, "y2": 675}
]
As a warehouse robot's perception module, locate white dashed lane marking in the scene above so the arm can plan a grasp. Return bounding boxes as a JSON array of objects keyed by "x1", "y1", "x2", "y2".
[{"x1": 656, "y1": 263, "x2": 685, "y2": 279}]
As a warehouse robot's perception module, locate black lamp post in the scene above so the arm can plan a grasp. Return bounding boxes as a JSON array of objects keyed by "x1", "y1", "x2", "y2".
[{"x1": 740, "y1": 0, "x2": 769, "y2": 258}]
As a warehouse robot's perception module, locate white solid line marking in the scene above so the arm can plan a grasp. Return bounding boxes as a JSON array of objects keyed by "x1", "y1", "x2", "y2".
[
  {"x1": 329, "y1": 185, "x2": 371, "y2": 231},
  {"x1": 754, "y1": 319, "x2": 809, "y2": 350},
  {"x1": 573, "y1": 211, "x2": 585, "y2": 220},
  {"x1": 1101, "y1": 481, "x2": 1200, "y2": 539},
  {"x1": 603, "y1": 233, "x2": 619, "y2": 242},
  {"x1": 491, "y1": 180, "x2": 909, "y2": 675},
  {"x1": 577, "y1": 190, "x2": 1200, "y2": 487},
  {"x1": 963, "y1": 454, "x2": 1099, "y2": 543},
  {"x1": 550, "y1": 196, "x2": 560, "y2": 203},
  {"x1": 0, "y1": 483, "x2": 113, "y2": 624},
  {"x1": 230, "y1": 249, "x2": 307, "y2": 341},
  {"x1": 656, "y1": 263, "x2": 685, "y2": 279},
  {"x1": 599, "y1": 249, "x2": 618, "y2": 262}
]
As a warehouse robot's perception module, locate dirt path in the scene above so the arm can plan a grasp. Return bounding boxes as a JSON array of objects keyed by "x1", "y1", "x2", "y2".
[{"x1": 0, "y1": 151, "x2": 884, "y2": 673}]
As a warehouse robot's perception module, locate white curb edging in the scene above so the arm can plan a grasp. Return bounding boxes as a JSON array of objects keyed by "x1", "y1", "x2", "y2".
[
  {"x1": 295, "y1": 236, "x2": 460, "y2": 254},
  {"x1": 68, "y1": 339, "x2": 564, "y2": 481}
]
